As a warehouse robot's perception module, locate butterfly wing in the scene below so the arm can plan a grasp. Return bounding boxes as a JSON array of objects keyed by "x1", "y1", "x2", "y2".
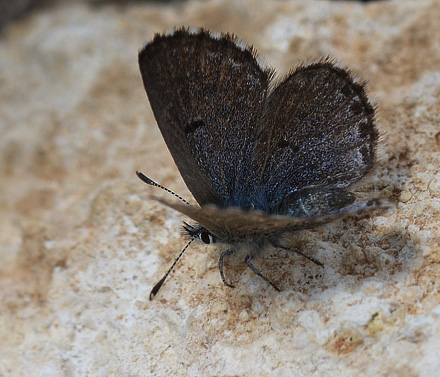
[
  {"x1": 141, "y1": 30, "x2": 384, "y2": 235},
  {"x1": 153, "y1": 196, "x2": 391, "y2": 240},
  {"x1": 139, "y1": 28, "x2": 272, "y2": 207},
  {"x1": 249, "y1": 62, "x2": 378, "y2": 211}
]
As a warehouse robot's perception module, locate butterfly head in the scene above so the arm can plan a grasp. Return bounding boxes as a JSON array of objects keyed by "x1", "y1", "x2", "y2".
[{"x1": 183, "y1": 222, "x2": 216, "y2": 245}]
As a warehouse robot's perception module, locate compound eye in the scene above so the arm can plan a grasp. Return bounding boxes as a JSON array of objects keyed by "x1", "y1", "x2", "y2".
[{"x1": 200, "y1": 230, "x2": 215, "y2": 244}]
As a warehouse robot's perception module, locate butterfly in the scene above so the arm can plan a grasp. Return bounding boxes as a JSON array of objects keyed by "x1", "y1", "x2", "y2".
[{"x1": 137, "y1": 27, "x2": 390, "y2": 299}]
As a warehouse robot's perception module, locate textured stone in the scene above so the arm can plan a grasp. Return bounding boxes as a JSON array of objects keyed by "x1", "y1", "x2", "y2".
[{"x1": 1, "y1": 1, "x2": 440, "y2": 376}]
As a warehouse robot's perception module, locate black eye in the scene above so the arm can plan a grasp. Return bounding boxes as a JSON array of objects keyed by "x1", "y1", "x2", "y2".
[{"x1": 200, "y1": 230, "x2": 214, "y2": 244}]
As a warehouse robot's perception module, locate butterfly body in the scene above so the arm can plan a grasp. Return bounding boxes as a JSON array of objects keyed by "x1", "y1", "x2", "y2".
[{"x1": 137, "y1": 28, "x2": 390, "y2": 298}]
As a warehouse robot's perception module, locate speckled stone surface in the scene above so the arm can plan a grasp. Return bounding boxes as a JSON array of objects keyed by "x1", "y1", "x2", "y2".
[{"x1": 1, "y1": 1, "x2": 439, "y2": 376}]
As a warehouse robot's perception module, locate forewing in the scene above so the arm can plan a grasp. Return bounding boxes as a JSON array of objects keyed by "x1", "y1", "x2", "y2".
[
  {"x1": 153, "y1": 196, "x2": 391, "y2": 240},
  {"x1": 251, "y1": 62, "x2": 378, "y2": 207},
  {"x1": 139, "y1": 28, "x2": 271, "y2": 206}
]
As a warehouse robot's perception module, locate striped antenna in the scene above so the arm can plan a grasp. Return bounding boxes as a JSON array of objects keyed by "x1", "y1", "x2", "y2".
[
  {"x1": 149, "y1": 237, "x2": 196, "y2": 300},
  {"x1": 136, "y1": 171, "x2": 190, "y2": 205}
]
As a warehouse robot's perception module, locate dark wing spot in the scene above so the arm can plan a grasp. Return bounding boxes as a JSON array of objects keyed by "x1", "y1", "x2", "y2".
[
  {"x1": 351, "y1": 101, "x2": 364, "y2": 116},
  {"x1": 185, "y1": 119, "x2": 205, "y2": 136},
  {"x1": 341, "y1": 83, "x2": 352, "y2": 97},
  {"x1": 256, "y1": 130, "x2": 268, "y2": 145},
  {"x1": 277, "y1": 139, "x2": 289, "y2": 149}
]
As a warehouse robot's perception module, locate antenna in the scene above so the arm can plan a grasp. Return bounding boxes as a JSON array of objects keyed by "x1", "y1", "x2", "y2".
[
  {"x1": 136, "y1": 171, "x2": 190, "y2": 205},
  {"x1": 136, "y1": 170, "x2": 195, "y2": 299},
  {"x1": 149, "y1": 237, "x2": 196, "y2": 300}
]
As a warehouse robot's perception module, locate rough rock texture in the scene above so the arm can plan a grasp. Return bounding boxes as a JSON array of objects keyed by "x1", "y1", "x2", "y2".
[{"x1": 1, "y1": 1, "x2": 439, "y2": 376}]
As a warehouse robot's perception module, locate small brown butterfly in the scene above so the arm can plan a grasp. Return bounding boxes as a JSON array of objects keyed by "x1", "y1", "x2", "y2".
[{"x1": 137, "y1": 27, "x2": 390, "y2": 299}]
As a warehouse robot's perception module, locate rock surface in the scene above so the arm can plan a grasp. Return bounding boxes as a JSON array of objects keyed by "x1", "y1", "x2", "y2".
[{"x1": 1, "y1": 0, "x2": 439, "y2": 376}]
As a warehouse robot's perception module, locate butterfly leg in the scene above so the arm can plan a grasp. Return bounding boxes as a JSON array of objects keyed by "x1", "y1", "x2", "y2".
[
  {"x1": 219, "y1": 249, "x2": 235, "y2": 288},
  {"x1": 245, "y1": 255, "x2": 281, "y2": 292},
  {"x1": 269, "y1": 240, "x2": 324, "y2": 267}
]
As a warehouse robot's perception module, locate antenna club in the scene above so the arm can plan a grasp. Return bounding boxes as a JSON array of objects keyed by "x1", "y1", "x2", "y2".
[
  {"x1": 148, "y1": 237, "x2": 196, "y2": 300},
  {"x1": 136, "y1": 170, "x2": 191, "y2": 205},
  {"x1": 136, "y1": 171, "x2": 155, "y2": 186}
]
